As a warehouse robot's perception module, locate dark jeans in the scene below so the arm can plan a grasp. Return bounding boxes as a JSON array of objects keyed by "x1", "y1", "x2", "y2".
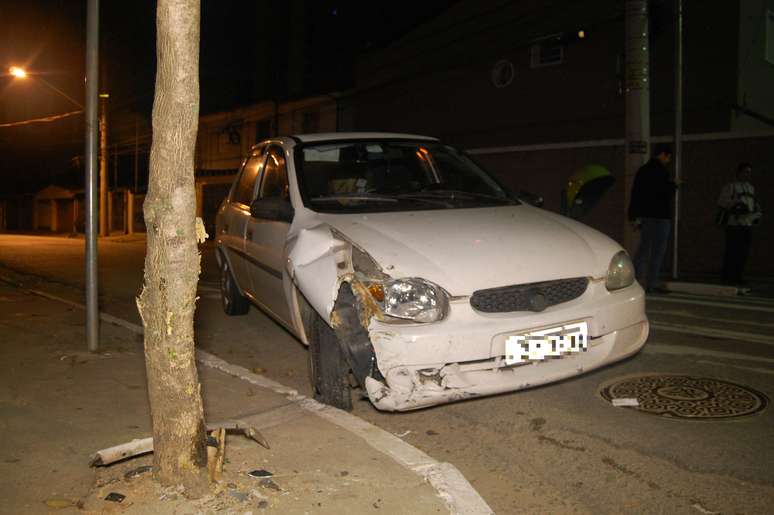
[
  {"x1": 633, "y1": 218, "x2": 671, "y2": 291},
  {"x1": 721, "y1": 225, "x2": 752, "y2": 284}
]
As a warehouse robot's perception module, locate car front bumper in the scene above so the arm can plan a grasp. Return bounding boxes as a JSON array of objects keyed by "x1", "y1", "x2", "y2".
[{"x1": 364, "y1": 280, "x2": 648, "y2": 411}]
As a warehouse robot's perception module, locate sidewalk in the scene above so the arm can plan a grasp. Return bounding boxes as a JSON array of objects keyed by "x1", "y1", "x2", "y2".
[{"x1": 0, "y1": 282, "x2": 463, "y2": 514}]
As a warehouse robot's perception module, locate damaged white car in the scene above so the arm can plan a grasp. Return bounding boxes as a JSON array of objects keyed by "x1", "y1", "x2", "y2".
[{"x1": 215, "y1": 133, "x2": 648, "y2": 411}]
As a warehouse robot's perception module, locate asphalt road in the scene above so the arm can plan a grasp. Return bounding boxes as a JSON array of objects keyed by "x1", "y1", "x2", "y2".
[{"x1": 1, "y1": 234, "x2": 772, "y2": 514}]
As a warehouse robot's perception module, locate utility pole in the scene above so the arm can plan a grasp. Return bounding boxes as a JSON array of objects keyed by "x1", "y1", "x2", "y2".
[
  {"x1": 99, "y1": 93, "x2": 108, "y2": 236},
  {"x1": 85, "y1": 0, "x2": 100, "y2": 353},
  {"x1": 623, "y1": 0, "x2": 652, "y2": 254},
  {"x1": 134, "y1": 117, "x2": 139, "y2": 192},
  {"x1": 672, "y1": 0, "x2": 683, "y2": 278}
]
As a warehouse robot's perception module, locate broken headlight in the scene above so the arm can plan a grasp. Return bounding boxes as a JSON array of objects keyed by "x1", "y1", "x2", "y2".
[
  {"x1": 605, "y1": 251, "x2": 635, "y2": 291},
  {"x1": 378, "y1": 278, "x2": 449, "y2": 323}
]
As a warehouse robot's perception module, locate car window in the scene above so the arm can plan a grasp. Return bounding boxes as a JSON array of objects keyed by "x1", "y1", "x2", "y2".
[
  {"x1": 232, "y1": 152, "x2": 264, "y2": 205},
  {"x1": 297, "y1": 141, "x2": 514, "y2": 213},
  {"x1": 259, "y1": 147, "x2": 289, "y2": 201}
]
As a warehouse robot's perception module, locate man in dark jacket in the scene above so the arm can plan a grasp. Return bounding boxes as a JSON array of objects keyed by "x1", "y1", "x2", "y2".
[{"x1": 627, "y1": 144, "x2": 676, "y2": 293}]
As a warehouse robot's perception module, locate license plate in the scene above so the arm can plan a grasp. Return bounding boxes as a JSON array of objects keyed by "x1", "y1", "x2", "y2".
[{"x1": 504, "y1": 321, "x2": 588, "y2": 365}]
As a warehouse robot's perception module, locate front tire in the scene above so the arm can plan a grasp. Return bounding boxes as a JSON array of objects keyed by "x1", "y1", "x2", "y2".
[
  {"x1": 221, "y1": 260, "x2": 249, "y2": 316},
  {"x1": 308, "y1": 314, "x2": 352, "y2": 411}
]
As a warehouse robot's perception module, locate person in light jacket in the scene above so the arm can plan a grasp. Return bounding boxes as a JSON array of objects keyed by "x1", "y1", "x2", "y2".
[{"x1": 718, "y1": 162, "x2": 762, "y2": 285}]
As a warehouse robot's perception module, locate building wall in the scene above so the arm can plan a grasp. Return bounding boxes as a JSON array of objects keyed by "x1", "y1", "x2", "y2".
[
  {"x1": 473, "y1": 132, "x2": 774, "y2": 277},
  {"x1": 733, "y1": 0, "x2": 774, "y2": 130},
  {"x1": 353, "y1": 0, "x2": 742, "y2": 146}
]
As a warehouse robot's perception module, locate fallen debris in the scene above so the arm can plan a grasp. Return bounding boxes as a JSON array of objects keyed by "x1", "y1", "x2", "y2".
[
  {"x1": 124, "y1": 465, "x2": 153, "y2": 480},
  {"x1": 207, "y1": 427, "x2": 227, "y2": 482},
  {"x1": 611, "y1": 398, "x2": 640, "y2": 407},
  {"x1": 258, "y1": 478, "x2": 282, "y2": 492},
  {"x1": 104, "y1": 492, "x2": 126, "y2": 503},
  {"x1": 44, "y1": 498, "x2": 81, "y2": 510},
  {"x1": 90, "y1": 421, "x2": 269, "y2": 467},
  {"x1": 89, "y1": 437, "x2": 153, "y2": 467},
  {"x1": 248, "y1": 469, "x2": 274, "y2": 478}
]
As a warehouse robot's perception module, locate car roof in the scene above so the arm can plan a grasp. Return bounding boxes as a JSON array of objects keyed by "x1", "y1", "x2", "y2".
[{"x1": 292, "y1": 132, "x2": 439, "y2": 143}]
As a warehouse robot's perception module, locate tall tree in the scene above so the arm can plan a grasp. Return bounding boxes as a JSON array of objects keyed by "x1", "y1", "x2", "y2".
[{"x1": 137, "y1": 0, "x2": 208, "y2": 495}]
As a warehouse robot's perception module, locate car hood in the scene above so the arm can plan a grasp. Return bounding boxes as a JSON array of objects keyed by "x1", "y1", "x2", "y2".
[{"x1": 315, "y1": 205, "x2": 622, "y2": 296}]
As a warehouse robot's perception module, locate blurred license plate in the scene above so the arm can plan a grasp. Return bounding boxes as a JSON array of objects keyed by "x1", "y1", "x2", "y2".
[{"x1": 504, "y1": 321, "x2": 588, "y2": 365}]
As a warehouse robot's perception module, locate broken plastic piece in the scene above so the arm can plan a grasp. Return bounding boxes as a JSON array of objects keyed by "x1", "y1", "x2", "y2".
[
  {"x1": 611, "y1": 397, "x2": 639, "y2": 407},
  {"x1": 259, "y1": 478, "x2": 282, "y2": 491},
  {"x1": 90, "y1": 421, "x2": 269, "y2": 467},
  {"x1": 124, "y1": 465, "x2": 152, "y2": 480},
  {"x1": 104, "y1": 492, "x2": 126, "y2": 503}
]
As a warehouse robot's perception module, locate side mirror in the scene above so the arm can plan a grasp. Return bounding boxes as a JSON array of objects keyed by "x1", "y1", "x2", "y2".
[{"x1": 250, "y1": 198, "x2": 294, "y2": 223}]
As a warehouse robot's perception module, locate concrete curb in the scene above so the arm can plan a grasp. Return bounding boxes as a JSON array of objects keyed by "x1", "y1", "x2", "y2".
[{"x1": 1, "y1": 276, "x2": 493, "y2": 515}]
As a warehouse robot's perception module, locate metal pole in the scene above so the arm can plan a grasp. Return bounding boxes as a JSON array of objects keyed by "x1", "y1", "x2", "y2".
[
  {"x1": 99, "y1": 96, "x2": 108, "y2": 236},
  {"x1": 134, "y1": 117, "x2": 139, "y2": 192},
  {"x1": 113, "y1": 143, "x2": 118, "y2": 188},
  {"x1": 672, "y1": 0, "x2": 683, "y2": 279},
  {"x1": 85, "y1": 0, "x2": 100, "y2": 353},
  {"x1": 623, "y1": 0, "x2": 652, "y2": 255}
]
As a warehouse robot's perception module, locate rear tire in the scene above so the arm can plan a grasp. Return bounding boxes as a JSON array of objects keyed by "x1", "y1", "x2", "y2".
[
  {"x1": 221, "y1": 260, "x2": 249, "y2": 316},
  {"x1": 308, "y1": 314, "x2": 352, "y2": 411}
]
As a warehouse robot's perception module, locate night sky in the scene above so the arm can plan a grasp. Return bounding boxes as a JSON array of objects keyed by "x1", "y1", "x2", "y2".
[{"x1": 0, "y1": 0, "x2": 455, "y2": 195}]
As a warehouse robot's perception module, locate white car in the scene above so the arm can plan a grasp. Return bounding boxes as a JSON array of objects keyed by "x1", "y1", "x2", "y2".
[{"x1": 215, "y1": 133, "x2": 648, "y2": 411}]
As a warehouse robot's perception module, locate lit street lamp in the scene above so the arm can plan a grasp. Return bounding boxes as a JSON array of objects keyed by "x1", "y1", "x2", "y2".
[
  {"x1": 9, "y1": 66, "x2": 27, "y2": 78},
  {"x1": 8, "y1": 66, "x2": 84, "y2": 109}
]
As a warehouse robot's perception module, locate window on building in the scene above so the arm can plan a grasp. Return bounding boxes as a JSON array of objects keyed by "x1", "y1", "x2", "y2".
[
  {"x1": 255, "y1": 119, "x2": 272, "y2": 142},
  {"x1": 302, "y1": 110, "x2": 320, "y2": 133},
  {"x1": 530, "y1": 36, "x2": 564, "y2": 68},
  {"x1": 766, "y1": 10, "x2": 774, "y2": 65}
]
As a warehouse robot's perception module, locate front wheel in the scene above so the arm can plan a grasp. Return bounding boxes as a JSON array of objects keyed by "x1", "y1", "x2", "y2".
[{"x1": 308, "y1": 314, "x2": 352, "y2": 411}]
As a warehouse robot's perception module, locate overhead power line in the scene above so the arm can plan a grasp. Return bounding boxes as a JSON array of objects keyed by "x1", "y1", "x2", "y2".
[{"x1": 0, "y1": 110, "x2": 83, "y2": 128}]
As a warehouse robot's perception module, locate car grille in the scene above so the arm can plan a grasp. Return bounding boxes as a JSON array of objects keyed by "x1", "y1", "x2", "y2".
[{"x1": 470, "y1": 277, "x2": 589, "y2": 313}]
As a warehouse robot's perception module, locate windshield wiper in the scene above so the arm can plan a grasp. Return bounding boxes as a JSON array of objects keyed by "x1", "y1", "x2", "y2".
[
  {"x1": 310, "y1": 193, "x2": 399, "y2": 203},
  {"x1": 398, "y1": 189, "x2": 513, "y2": 203}
]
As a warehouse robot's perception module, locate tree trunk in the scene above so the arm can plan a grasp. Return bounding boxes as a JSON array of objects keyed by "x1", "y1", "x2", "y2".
[{"x1": 137, "y1": 0, "x2": 207, "y2": 495}]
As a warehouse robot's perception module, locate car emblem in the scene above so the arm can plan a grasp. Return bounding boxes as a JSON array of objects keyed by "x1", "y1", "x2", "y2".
[{"x1": 527, "y1": 289, "x2": 548, "y2": 312}]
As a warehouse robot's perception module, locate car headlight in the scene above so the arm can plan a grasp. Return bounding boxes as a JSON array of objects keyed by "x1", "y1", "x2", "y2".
[
  {"x1": 376, "y1": 277, "x2": 449, "y2": 323},
  {"x1": 606, "y1": 251, "x2": 635, "y2": 291}
]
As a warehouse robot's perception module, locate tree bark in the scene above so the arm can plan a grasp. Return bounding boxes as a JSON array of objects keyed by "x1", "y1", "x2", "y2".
[{"x1": 137, "y1": 0, "x2": 207, "y2": 495}]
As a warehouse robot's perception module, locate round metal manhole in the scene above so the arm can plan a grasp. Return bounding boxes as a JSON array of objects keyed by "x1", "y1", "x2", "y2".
[{"x1": 599, "y1": 374, "x2": 768, "y2": 420}]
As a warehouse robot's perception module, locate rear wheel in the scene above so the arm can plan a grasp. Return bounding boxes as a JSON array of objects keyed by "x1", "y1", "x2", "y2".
[
  {"x1": 220, "y1": 260, "x2": 249, "y2": 316},
  {"x1": 308, "y1": 313, "x2": 352, "y2": 411}
]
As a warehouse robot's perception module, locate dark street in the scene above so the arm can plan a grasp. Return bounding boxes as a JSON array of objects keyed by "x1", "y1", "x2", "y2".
[{"x1": 0, "y1": 234, "x2": 772, "y2": 513}]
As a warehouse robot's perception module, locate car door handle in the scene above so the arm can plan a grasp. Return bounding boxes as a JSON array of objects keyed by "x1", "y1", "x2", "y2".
[{"x1": 246, "y1": 229, "x2": 253, "y2": 240}]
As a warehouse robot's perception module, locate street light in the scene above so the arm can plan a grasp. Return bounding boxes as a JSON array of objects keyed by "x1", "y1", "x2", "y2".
[
  {"x1": 9, "y1": 66, "x2": 27, "y2": 78},
  {"x1": 8, "y1": 66, "x2": 84, "y2": 109}
]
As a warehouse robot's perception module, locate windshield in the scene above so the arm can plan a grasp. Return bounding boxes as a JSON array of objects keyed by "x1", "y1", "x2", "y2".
[{"x1": 296, "y1": 140, "x2": 516, "y2": 213}]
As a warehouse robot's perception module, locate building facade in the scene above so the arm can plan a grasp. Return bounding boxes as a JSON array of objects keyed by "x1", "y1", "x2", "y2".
[{"x1": 350, "y1": 0, "x2": 774, "y2": 276}]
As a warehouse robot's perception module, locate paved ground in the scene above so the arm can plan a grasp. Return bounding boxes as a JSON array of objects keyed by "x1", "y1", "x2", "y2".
[
  {"x1": 1, "y1": 234, "x2": 773, "y2": 513},
  {"x1": 0, "y1": 280, "x2": 452, "y2": 514}
]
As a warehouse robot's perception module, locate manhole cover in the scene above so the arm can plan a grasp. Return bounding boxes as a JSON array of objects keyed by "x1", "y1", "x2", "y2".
[{"x1": 599, "y1": 374, "x2": 768, "y2": 420}]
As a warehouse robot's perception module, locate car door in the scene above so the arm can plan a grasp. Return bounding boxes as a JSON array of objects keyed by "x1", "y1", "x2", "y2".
[
  {"x1": 244, "y1": 145, "x2": 293, "y2": 325},
  {"x1": 222, "y1": 148, "x2": 265, "y2": 291}
]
